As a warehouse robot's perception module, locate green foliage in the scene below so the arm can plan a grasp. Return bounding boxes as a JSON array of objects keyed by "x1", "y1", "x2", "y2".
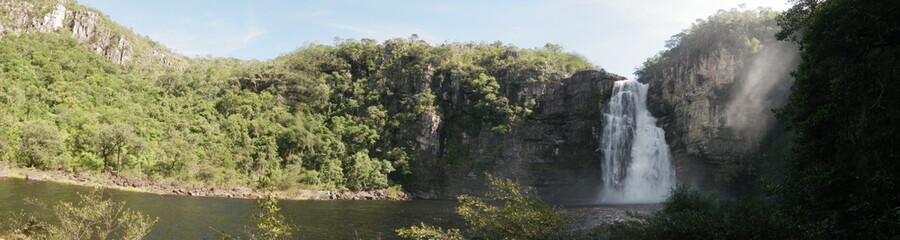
[
  {"x1": 0, "y1": 211, "x2": 48, "y2": 238},
  {"x1": 456, "y1": 175, "x2": 567, "y2": 240},
  {"x1": 0, "y1": 28, "x2": 592, "y2": 191},
  {"x1": 218, "y1": 195, "x2": 296, "y2": 240},
  {"x1": 250, "y1": 195, "x2": 294, "y2": 240},
  {"x1": 0, "y1": 0, "x2": 594, "y2": 192},
  {"x1": 635, "y1": 7, "x2": 780, "y2": 78},
  {"x1": 591, "y1": 187, "x2": 797, "y2": 240},
  {"x1": 16, "y1": 120, "x2": 66, "y2": 168},
  {"x1": 772, "y1": 0, "x2": 900, "y2": 238},
  {"x1": 397, "y1": 175, "x2": 567, "y2": 240},
  {"x1": 397, "y1": 223, "x2": 465, "y2": 240},
  {"x1": 3, "y1": 189, "x2": 158, "y2": 240},
  {"x1": 83, "y1": 123, "x2": 145, "y2": 171}
]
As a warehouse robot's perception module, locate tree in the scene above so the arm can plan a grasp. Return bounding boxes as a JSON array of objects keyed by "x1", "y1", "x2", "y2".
[
  {"x1": 774, "y1": 0, "x2": 900, "y2": 238},
  {"x1": 5, "y1": 189, "x2": 158, "y2": 240},
  {"x1": 17, "y1": 120, "x2": 64, "y2": 169},
  {"x1": 397, "y1": 175, "x2": 567, "y2": 240},
  {"x1": 250, "y1": 195, "x2": 294, "y2": 240},
  {"x1": 217, "y1": 195, "x2": 295, "y2": 240},
  {"x1": 84, "y1": 123, "x2": 145, "y2": 172},
  {"x1": 456, "y1": 175, "x2": 567, "y2": 240}
]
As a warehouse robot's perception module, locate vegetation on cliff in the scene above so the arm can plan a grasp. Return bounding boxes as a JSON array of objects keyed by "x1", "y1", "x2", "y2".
[
  {"x1": 634, "y1": 6, "x2": 780, "y2": 78},
  {"x1": 0, "y1": 0, "x2": 594, "y2": 193}
]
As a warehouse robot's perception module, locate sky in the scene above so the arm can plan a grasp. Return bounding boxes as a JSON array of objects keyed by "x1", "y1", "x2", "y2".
[{"x1": 78, "y1": 0, "x2": 792, "y2": 79}]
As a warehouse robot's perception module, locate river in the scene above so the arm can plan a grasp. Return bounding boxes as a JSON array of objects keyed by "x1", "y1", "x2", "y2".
[{"x1": 0, "y1": 178, "x2": 657, "y2": 239}]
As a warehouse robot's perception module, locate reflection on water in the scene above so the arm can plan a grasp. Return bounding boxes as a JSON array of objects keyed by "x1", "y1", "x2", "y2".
[
  {"x1": 0, "y1": 178, "x2": 461, "y2": 239},
  {"x1": 0, "y1": 178, "x2": 658, "y2": 239}
]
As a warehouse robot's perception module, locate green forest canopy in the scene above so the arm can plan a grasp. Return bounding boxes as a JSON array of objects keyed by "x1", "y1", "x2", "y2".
[{"x1": 0, "y1": 29, "x2": 593, "y2": 191}]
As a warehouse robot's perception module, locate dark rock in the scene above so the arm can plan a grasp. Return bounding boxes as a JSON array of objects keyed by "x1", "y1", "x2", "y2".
[{"x1": 408, "y1": 69, "x2": 624, "y2": 204}]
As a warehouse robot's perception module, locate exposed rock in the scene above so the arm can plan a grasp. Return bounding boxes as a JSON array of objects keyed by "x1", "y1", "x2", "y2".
[
  {"x1": 640, "y1": 42, "x2": 799, "y2": 194},
  {"x1": 416, "y1": 110, "x2": 442, "y2": 156},
  {"x1": 75, "y1": 171, "x2": 91, "y2": 180},
  {"x1": 0, "y1": 0, "x2": 183, "y2": 67},
  {"x1": 25, "y1": 173, "x2": 43, "y2": 181},
  {"x1": 33, "y1": 4, "x2": 66, "y2": 32},
  {"x1": 409, "y1": 69, "x2": 624, "y2": 204}
]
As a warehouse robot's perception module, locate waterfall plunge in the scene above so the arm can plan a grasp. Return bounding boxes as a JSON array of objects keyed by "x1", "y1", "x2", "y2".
[{"x1": 598, "y1": 79, "x2": 675, "y2": 204}]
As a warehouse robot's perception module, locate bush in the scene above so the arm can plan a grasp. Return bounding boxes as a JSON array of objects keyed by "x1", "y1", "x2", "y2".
[
  {"x1": 590, "y1": 187, "x2": 797, "y2": 240},
  {"x1": 16, "y1": 120, "x2": 65, "y2": 169},
  {"x1": 2, "y1": 189, "x2": 158, "y2": 240},
  {"x1": 396, "y1": 223, "x2": 465, "y2": 240},
  {"x1": 397, "y1": 175, "x2": 567, "y2": 240},
  {"x1": 217, "y1": 195, "x2": 295, "y2": 240}
]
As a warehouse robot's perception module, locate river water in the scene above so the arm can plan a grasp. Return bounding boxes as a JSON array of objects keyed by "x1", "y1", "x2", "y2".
[
  {"x1": 0, "y1": 178, "x2": 462, "y2": 239},
  {"x1": 0, "y1": 178, "x2": 656, "y2": 239}
]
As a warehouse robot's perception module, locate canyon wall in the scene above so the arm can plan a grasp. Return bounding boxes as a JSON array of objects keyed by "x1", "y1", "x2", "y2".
[
  {"x1": 639, "y1": 38, "x2": 798, "y2": 195},
  {"x1": 410, "y1": 69, "x2": 623, "y2": 203}
]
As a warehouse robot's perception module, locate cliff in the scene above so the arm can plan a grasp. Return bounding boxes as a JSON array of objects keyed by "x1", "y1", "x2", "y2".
[
  {"x1": 412, "y1": 69, "x2": 623, "y2": 203},
  {"x1": 2, "y1": 1, "x2": 793, "y2": 202},
  {"x1": 637, "y1": 8, "x2": 799, "y2": 195},
  {"x1": 0, "y1": 0, "x2": 184, "y2": 67}
]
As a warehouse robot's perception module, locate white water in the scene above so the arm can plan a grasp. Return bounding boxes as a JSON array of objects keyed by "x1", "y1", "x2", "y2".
[{"x1": 598, "y1": 79, "x2": 675, "y2": 204}]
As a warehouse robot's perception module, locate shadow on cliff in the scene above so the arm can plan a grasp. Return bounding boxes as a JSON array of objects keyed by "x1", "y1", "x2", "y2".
[{"x1": 642, "y1": 41, "x2": 800, "y2": 199}]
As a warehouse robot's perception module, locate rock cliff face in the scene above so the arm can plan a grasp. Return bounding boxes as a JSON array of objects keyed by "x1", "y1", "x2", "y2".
[
  {"x1": 412, "y1": 69, "x2": 624, "y2": 203},
  {"x1": 639, "y1": 41, "x2": 798, "y2": 194},
  {"x1": 0, "y1": 0, "x2": 182, "y2": 66}
]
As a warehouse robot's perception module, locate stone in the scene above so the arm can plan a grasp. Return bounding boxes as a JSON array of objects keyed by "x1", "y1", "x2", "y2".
[
  {"x1": 33, "y1": 4, "x2": 66, "y2": 32},
  {"x1": 25, "y1": 173, "x2": 42, "y2": 181}
]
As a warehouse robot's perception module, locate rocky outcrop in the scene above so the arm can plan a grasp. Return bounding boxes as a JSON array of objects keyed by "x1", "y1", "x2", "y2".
[
  {"x1": 410, "y1": 69, "x2": 624, "y2": 204},
  {"x1": 68, "y1": 10, "x2": 132, "y2": 64},
  {"x1": 639, "y1": 41, "x2": 799, "y2": 195},
  {"x1": 0, "y1": 0, "x2": 182, "y2": 66}
]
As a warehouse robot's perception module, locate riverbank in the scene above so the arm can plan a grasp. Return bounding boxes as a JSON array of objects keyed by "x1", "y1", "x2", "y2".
[{"x1": 0, "y1": 165, "x2": 409, "y2": 201}]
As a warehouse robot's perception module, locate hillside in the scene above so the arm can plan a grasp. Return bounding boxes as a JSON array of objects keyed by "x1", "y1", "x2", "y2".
[{"x1": 0, "y1": 0, "x2": 622, "y2": 199}]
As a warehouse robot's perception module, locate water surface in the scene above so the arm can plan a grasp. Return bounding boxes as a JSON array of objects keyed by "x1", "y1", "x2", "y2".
[
  {"x1": 0, "y1": 178, "x2": 657, "y2": 239},
  {"x1": 0, "y1": 178, "x2": 461, "y2": 239}
]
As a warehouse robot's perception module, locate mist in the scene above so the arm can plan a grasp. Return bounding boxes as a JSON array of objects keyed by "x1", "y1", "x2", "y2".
[{"x1": 724, "y1": 41, "x2": 800, "y2": 142}]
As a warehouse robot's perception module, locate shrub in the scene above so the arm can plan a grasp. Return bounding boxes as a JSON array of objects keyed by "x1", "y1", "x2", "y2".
[
  {"x1": 3, "y1": 189, "x2": 158, "y2": 240},
  {"x1": 16, "y1": 120, "x2": 65, "y2": 169},
  {"x1": 216, "y1": 194, "x2": 295, "y2": 240},
  {"x1": 590, "y1": 186, "x2": 797, "y2": 240},
  {"x1": 397, "y1": 175, "x2": 567, "y2": 240}
]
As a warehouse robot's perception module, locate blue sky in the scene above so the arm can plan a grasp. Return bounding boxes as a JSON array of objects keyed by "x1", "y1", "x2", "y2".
[{"x1": 79, "y1": 0, "x2": 791, "y2": 79}]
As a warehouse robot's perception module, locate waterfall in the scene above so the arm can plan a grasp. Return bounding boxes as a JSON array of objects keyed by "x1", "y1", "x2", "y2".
[{"x1": 598, "y1": 79, "x2": 675, "y2": 204}]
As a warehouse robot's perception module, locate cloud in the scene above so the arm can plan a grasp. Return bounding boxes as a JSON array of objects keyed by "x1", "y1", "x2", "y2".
[{"x1": 149, "y1": 25, "x2": 266, "y2": 57}]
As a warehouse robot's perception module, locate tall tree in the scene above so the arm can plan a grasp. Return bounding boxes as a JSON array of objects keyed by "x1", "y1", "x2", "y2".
[
  {"x1": 84, "y1": 123, "x2": 145, "y2": 172},
  {"x1": 775, "y1": 0, "x2": 900, "y2": 238}
]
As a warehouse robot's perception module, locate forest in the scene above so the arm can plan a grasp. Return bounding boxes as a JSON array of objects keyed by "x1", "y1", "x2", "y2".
[
  {"x1": 0, "y1": 29, "x2": 592, "y2": 191},
  {"x1": 0, "y1": 0, "x2": 897, "y2": 239}
]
